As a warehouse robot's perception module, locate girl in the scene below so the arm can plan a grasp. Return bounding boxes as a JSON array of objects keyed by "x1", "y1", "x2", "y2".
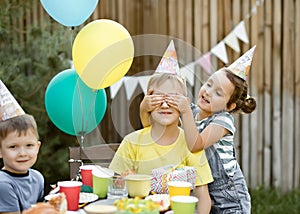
[{"x1": 140, "y1": 67, "x2": 256, "y2": 213}]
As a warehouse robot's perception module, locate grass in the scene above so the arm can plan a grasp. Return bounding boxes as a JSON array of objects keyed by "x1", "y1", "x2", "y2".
[{"x1": 250, "y1": 186, "x2": 300, "y2": 214}]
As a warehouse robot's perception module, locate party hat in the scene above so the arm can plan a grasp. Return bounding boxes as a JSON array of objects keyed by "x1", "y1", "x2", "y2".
[
  {"x1": 0, "y1": 80, "x2": 25, "y2": 122},
  {"x1": 155, "y1": 40, "x2": 180, "y2": 75},
  {"x1": 228, "y1": 45, "x2": 256, "y2": 80}
]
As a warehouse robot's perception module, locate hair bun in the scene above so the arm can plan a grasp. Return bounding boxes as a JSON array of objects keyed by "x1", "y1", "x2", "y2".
[{"x1": 241, "y1": 97, "x2": 256, "y2": 113}]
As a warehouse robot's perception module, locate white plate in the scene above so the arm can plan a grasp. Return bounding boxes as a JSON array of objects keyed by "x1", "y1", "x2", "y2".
[
  {"x1": 45, "y1": 192, "x2": 98, "y2": 204},
  {"x1": 79, "y1": 192, "x2": 98, "y2": 203}
]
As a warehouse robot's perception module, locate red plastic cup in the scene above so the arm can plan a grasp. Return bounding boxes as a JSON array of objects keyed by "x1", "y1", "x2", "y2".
[
  {"x1": 80, "y1": 165, "x2": 95, "y2": 187},
  {"x1": 58, "y1": 181, "x2": 82, "y2": 211}
]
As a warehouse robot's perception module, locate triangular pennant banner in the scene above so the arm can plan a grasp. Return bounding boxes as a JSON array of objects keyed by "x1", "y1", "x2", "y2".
[
  {"x1": 180, "y1": 62, "x2": 195, "y2": 86},
  {"x1": 251, "y1": 6, "x2": 257, "y2": 15},
  {"x1": 224, "y1": 32, "x2": 241, "y2": 53},
  {"x1": 234, "y1": 21, "x2": 249, "y2": 44},
  {"x1": 109, "y1": 78, "x2": 124, "y2": 99},
  {"x1": 124, "y1": 77, "x2": 138, "y2": 100},
  {"x1": 138, "y1": 76, "x2": 151, "y2": 94},
  {"x1": 211, "y1": 41, "x2": 228, "y2": 64},
  {"x1": 196, "y1": 52, "x2": 212, "y2": 75}
]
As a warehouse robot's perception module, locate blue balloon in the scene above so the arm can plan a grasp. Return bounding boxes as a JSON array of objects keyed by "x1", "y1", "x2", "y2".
[
  {"x1": 40, "y1": 0, "x2": 98, "y2": 27},
  {"x1": 45, "y1": 69, "x2": 107, "y2": 136}
]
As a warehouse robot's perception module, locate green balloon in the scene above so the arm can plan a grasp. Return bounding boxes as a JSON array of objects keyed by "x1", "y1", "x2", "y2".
[{"x1": 45, "y1": 69, "x2": 107, "y2": 136}]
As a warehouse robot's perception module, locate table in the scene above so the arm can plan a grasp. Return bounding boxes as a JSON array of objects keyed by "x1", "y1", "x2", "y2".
[{"x1": 66, "y1": 198, "x2": 116, "y2": 213}]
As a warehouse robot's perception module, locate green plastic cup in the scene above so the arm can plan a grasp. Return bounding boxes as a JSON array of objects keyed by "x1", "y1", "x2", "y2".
[
  {"x1": 92, "y1": 168, "x2": 112, "y2": 198},
  {"x1": 171, "y1": 195, "x2": 198, "y2": 214}
]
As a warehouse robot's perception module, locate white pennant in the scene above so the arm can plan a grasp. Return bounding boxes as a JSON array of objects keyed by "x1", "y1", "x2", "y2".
[
  {"x1": 224, "y1": 32, "x2": 241, "y2": 53},
  {"x1": 124, "y1": 77, "x2": 138, "y2": 100},
  {"x1": 211, "y1": 41, "x2": 228, "y2": 64},
  {"x1": 234, "y1": 21, "x2": 249, "y2": 44},
  {"x1": 180, "y1": 62, "x2": 195, "y2": 86},
  {"x1": 109, "y1": 78, "x2": 124, "y2": 99},
  {"x1": 138, "y1": 76, "x2": 151, "y2": 95}
]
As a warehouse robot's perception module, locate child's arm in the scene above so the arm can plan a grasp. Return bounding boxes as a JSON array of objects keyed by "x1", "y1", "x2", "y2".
[
  {"x1": 166, "y1": 95, "x2": 230, "y2": 152},
  {"x1": 195, "y1": 185, "x2": 211, "y2": 214},
  {"x1": 140, "y1": 89, "x2": 164, "y2": 127}
]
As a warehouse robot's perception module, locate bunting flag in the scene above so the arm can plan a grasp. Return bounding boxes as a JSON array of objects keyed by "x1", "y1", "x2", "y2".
[
  {"x1": 234, "y1": 21, "x2": 249, "y2": 44},
  {"x1": 211, "y1": 41, "x2": 228, "y2": 64},
  {"x1": 179, "y1": 62, "x2": 195, "y2": 86},
  {"x1": 137, "y1": 75, "x2": 152, "y2": 94},
  {"x1": 110, "y1": 78, "x2": 124, "y2": 99},
  {"x1": 196, "y1": 52, "x2": 212, "y2": 75},
  {"x1": 224, "y1": 32, "x2": 241, "y2": 53},
  {"x1": 124, "y1": 77, "x2": 138, "y2": 100}
]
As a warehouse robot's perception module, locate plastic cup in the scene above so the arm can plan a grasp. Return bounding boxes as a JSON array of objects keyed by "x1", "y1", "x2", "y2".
[
  {"x1": 107, "y1": 176, "x2": 128, "y2": 199},
  {"x1": 168, "y1": 181, "x2": 192, "y2": 206},
  {"x1": 80, "y1": 165, "x2": 95, "y2": 187},
  {"x1": 92, "y1": 168, "x2": 112, "y2": 198},
  {"x1": 171, "y1": 196, "x2": 198, "y2": 214},
  {"x1": 58, "y1": 181, "x2": 82, "y2": 211}
]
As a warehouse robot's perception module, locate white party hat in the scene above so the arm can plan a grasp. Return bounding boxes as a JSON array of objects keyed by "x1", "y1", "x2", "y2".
[
  {"x1": 0, "y1": 80, "x2": 25, "y2": 122},
  {"x1": 228, "y1": 45, "x2": 256, "y2": 80},
  {"x1": 155, "y1": 40, "x2": 180, "y2": 75}
]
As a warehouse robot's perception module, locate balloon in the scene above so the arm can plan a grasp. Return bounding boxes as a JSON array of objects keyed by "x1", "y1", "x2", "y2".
[
  {"x1": 40, "y1": 0, "x2": 98, "y2": 27},
  {"x1": 45, "y1": 69, "x2": 107, "y2": 136},
  {"x1": 72, "y1": 19, "x2": 134, "y2": 89}
]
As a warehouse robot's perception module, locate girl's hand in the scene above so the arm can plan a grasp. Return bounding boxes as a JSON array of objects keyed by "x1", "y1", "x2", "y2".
[
  {"x1": 165, "y1": 94, "x2": 190, "y2": 114},
  {"x1": 140, "y1": 88, "x2": 165, "y2": 112}
]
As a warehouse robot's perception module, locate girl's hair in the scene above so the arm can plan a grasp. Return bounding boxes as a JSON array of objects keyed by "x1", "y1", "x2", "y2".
[
  {"x1": 147, "y1": 73, "x2": 187, "y2": 96},
  {"x1": 0, "y1": 114, "x2": 39, "y2": 144},
  {"x1": 223, "y1": 68, "x2": 256, "y2": 114}
]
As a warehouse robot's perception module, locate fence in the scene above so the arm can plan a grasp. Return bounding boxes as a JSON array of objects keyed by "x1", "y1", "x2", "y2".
[{"x1": 4, "y1": 0, "x2": 300, "y2": 192}]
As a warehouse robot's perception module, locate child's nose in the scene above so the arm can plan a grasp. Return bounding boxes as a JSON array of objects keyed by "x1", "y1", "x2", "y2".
[
  {"x1": 161, "y1": 101, "x2": 169, "y2": 108},
  {"x1": 18, "y1": 147, "x2": 27, "y2": 155},
  {"x1": 205, "y1": 88, "x2": 212, "y2": 96}
]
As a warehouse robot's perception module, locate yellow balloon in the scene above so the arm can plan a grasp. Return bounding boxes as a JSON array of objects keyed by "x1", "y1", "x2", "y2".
[{"x1": 72, "y1": 19, "x2": 134, "y2": 89}]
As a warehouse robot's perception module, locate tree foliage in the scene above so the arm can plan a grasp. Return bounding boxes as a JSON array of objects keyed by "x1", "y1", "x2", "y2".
[{"x1": 0, "y1": 0, "x2": 80, "y2": 192}]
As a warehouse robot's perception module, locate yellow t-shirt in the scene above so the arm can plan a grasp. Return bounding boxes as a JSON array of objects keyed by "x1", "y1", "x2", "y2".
[{"x1": 109, "y1": 127, "x2": 213, "y2": 186}]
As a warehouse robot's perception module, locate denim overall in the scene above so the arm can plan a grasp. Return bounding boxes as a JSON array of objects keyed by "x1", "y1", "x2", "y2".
[{"x1": 201, "y1": 115, "x2": 251, "y2": 213}]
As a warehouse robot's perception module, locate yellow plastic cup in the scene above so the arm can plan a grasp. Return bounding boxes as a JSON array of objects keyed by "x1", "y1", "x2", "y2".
[{"x1": 168, "y1": 181, "x2": 192, "y2": 206}]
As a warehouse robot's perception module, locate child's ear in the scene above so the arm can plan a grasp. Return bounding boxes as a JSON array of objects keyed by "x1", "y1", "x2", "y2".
[
  {"x1": 228, "y1": 103, "x2": 236, "y2": 111},
  {"x1": 37, "y1": 141, "x2": 41, "y2": 150}
]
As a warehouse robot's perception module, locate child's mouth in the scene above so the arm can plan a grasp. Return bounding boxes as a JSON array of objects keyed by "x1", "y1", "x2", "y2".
[
  {"x1": 159, "y1": 112, "x2": 172, "y2": 115},
  {"x1": 202, "y1": 96, "x2": 210, "y2": 103}
]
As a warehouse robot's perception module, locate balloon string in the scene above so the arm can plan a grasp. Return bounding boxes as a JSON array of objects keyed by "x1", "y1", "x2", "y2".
[
  {"x1": 76, "y1": 76, "x2": 85, "y2": 137},
  {"x1": 70, "y1": 27, "x2": 75, "y2": 63},
  {"x1": 84, "y1": 89, "x2": 98, "y2": 133}
]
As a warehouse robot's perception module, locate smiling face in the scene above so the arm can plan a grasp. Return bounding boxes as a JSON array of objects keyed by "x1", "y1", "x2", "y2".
[
  {"x1": 0, "y1": 129, "x2": 40, "y2": 174},
  {"x1": 197, "y1": 69, "x2": 236, "y2": 117},
  {"x1": 150, "y1": 78, "x2": 184, "y2": 127}
]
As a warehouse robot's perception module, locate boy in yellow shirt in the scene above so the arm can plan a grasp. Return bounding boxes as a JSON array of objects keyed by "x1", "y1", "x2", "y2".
[{"x1": 110, "y1": 41, "x2": 213, "y2": 214}]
